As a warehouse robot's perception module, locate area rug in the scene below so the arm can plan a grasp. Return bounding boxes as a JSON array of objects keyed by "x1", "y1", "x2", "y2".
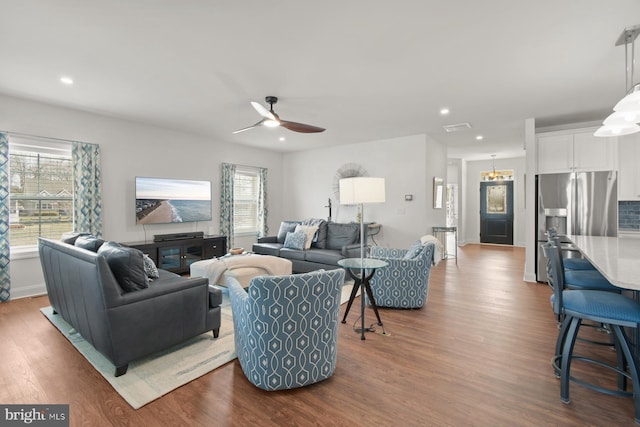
[
  {"x1": 40, "y1": 281, "x2": 357, "y2": 409},
  {"x1": 40, "y1": 305, "x2": 236, "y2": 409}
]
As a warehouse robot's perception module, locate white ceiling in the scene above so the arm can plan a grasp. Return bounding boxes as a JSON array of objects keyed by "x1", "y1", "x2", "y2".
[{"x1": 1, "y1": 1, "x2": 640, "y2": 160}]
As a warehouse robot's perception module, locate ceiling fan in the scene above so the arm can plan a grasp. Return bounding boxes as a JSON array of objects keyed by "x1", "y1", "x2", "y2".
[{"x1": 232, "y1": 96, "x2": 325, "y2": 134}]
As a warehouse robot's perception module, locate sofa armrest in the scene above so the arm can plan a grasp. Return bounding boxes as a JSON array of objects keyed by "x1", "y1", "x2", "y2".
[
  {"x1": 257, "y1": 236, "x2": 278, "y2": 243},
  {"x1": 226, "y1": 275, "x2": 249, "y2": 322},
  {"x1": 208, "y1": 285, "x2": 222, "y2": 307}
]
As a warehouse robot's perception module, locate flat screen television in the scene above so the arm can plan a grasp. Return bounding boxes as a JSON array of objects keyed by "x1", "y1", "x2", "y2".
[{"x1": 135, "y1": 177, "x2": 212, "y2": 225}]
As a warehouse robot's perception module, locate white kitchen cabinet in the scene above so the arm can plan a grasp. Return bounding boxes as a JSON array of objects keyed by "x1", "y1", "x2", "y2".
[
  {"x1": 618, "y1": 133, "x2": 640, "y2": 200},
  {"x1": 537, "y1": 128, "x2": 617, "y2": 174},
  {"x1": 537, "y1": 133, "x2": 573, "y2": 173}
]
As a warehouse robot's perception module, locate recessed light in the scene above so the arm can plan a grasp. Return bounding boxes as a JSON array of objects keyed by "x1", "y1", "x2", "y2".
[
  {"x1": 439, "y1": 108, "x2": 450, "y2": 115},
  {"x1": 279, "y1": 137, "x2": 285, "y2": 142},
  {"x1": 476, "y1": 135, "x2": 484, "y2": 140},
  {"x1": 60, "y1": 76, "x2": 74, "y2": 85}
]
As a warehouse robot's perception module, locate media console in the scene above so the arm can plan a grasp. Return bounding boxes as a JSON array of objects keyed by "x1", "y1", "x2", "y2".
[{"x1": 123, "y1": 235, "x2": 227, "y2": 274}]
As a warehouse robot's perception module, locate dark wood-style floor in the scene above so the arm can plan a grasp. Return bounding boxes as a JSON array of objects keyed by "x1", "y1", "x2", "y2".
[{"x1": 1, "y1": 245, "x2": 637, "y2": 426}]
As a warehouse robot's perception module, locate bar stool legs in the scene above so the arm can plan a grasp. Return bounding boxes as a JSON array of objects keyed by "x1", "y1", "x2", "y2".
[{"x1": 556, "y1": 316, "x2": 640, "y2": 423}]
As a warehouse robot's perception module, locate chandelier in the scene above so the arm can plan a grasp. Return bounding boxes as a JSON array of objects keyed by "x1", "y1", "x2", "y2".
[{"x1": 488, "y1": 155, "x2": 497, "y2": 180}]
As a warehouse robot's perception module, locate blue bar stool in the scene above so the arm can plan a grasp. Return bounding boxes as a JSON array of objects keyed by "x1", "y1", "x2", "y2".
[
  {"x1": 546, "y1": 228, "x2": 596, "y2": 271},
  {"x1": 546, "y1": 233, "x2": 619, "y2": 293},
  {"x1": 543, "y1": 241, "x2": 640, "y2": 424}
]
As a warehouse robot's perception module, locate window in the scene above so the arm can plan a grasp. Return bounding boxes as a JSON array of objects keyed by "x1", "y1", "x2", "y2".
[
  {"x1": 233, "y1": 168, "x2": 259, "y2": 234},
  {"x1": 9, "y1": 139, "x2": 73, "y2": 247}
]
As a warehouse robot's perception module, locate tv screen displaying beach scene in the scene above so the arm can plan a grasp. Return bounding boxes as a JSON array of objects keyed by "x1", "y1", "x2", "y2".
[{"x1": 135, "y1": 177, "x2": 212, "y2": 225}]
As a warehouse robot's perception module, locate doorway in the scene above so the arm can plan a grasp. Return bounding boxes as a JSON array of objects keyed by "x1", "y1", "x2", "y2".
[{"x1": 480, "y1": 181, "x2": 513, "y2": 245}]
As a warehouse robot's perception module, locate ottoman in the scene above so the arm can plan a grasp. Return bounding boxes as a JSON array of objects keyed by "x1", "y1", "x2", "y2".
[{"x1": 190, "y1": 253, "x2": 293, "y2": 288}]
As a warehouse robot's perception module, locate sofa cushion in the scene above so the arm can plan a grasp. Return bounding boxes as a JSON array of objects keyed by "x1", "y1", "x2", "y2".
[
  {"x1": 305, "y1": 248, "x2": 344, "y2": 265},
  {"x1": 157, "y1": 269, "x2": 180, "y2": 280},
  {"x1": 74, "y1": 235, "x2": 105, "y2": 252},
  {"x1": 284, "y1": 231, "x2": 307, "y2": 250},
  {"x1": 295, "y1": 224, "x2": 318, "y2": 250},
  {"x1": 277, "y1": 221, "x2": 302, "y2": 244},
  {"x1": 97, "y1": 241, "x2": 149, "y2": 293},
  {"x1": 326, "y1": 223, "x2": 360, "y2": 250},
  {"x1": 252, "y1": 242, "x2": 283, "y2": 257},
  {"x1": 279, "y1": 248, "x2": 307, "y2": 261}
]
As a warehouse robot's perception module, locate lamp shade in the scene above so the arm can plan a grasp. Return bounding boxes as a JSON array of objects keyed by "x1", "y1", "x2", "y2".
[
  {"x1": 594, "y1": 123, "x2": 640, "y2": 137},
  {"x1": 339, "y1": 177, "x2": 386, "y2": 205},
  {"x1": 614, "y1": 85, "x2": 640, "y2": 113},
  {"x1": 603, "y1": 110, "x2": 640, "y2": 125}
]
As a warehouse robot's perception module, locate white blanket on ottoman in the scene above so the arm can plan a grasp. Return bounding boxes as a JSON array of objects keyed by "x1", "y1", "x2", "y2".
[{"x1": 190, "y1": 254, "x2": 293, "y2": 287}]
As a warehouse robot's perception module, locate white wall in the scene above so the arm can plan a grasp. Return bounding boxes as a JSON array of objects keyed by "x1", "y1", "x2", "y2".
[
  {"x1": 0, "y1": 94, "x2": 284, "y2": 298},
  {"x1": 460, "y1": 156, "x2": 527, "y2": 247},
  {"x1": 281, "y1": 134, "x2": 447, "y2": 249}
]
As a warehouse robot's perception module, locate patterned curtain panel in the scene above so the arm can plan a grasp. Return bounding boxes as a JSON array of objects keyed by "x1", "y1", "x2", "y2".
[
  {"x1": 220, "y1": 163, "x2": 236, "y2": 248},
  {"x1": 72, "y1": 142, "x2": 103, "y2": 237},
  {"x1": 0, "y1": 133, "x2": 10, "y2": 302},
  {"x1": 257, "y1": 167, "x2": 269, "y2": 238}
]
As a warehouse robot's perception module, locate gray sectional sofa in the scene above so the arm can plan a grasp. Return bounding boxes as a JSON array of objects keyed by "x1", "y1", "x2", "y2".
[
  {"x1": 252, "y1": 220, "x2": 366, "y2": 273},
  {"x1": 38, "y1": 235, "x2": 222, "y2": 376}
]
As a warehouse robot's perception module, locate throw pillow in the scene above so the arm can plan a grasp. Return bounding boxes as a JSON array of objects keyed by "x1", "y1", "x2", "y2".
[
  {"x1": 277, "y1": 221, "x2": 302, "y2": 243},
  {"x1": 74, "y1": 235, "x2": 105, "y2": 252},
  {"x1": 303, "y1": 218, "x2": 328, "y2": 248},
  {"x1": 284, "y1": 231, "x2": 307, "y2": 250},
  {"x1": 97, "y1": 241, "x2": 149, "y2": 293},
  {"x1": 404, "y1": 241, "x2": 425, "y2": 259},
  {"x1": 295, "y1": 224, "x2": 319, "y2": 250},
  {"x1": 142, "y1": 254, "x2": 160, "y2": 279}
]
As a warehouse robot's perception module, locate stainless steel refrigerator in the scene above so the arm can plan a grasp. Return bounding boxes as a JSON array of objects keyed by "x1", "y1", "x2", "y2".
[{"x1": 535, "y1": 171, "x2": 617, "y2": 282}]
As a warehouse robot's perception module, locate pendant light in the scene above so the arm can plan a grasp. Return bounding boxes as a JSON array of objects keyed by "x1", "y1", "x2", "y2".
[
  {"x1": 596, "y1": 25, "x2": 640, "y2": 137},
  {"x1": 488, "y1": 155, "x2": 497, "y2": 180}
]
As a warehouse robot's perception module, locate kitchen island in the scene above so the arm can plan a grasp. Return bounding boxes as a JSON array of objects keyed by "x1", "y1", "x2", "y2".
[{"x1": 568, "y1": 234, "x2": 640, "y2": 290}]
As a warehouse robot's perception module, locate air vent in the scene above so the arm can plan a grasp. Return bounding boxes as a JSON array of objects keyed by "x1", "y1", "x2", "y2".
[{"x1": 443, "y1": 123, "x2": 472, "y2": 133}]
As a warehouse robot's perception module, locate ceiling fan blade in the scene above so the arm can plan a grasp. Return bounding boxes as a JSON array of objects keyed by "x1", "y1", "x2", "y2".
[
  {"x1": 251, "y1": 101, "x2": 277, "y2": 121},
  {"x1": 280, "y1": 120, "x2": 325, "y2": 133},
  {"x1": 232, "y1": 120, "x2": 265, "y2": 134}
]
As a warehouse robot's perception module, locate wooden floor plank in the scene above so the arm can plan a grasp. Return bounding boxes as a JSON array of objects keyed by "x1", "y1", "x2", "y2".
[{"x1": 0, "y1": 244, "x2": 637, "y2": 426}]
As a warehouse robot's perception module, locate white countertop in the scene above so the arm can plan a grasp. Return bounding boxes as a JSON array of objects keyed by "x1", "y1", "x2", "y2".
[{"x1": 568, "y1": 234, "x2": 640, "y2": 290}]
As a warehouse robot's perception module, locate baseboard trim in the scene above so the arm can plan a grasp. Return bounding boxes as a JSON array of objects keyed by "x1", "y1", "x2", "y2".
[{"x1": 9, "y1": 283, "x2": 47, "y2": 300}]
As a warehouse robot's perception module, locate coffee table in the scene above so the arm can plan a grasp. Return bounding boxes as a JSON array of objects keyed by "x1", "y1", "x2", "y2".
[{"x1": 190, "y1": 253, "x2": 292, "y2": 288}]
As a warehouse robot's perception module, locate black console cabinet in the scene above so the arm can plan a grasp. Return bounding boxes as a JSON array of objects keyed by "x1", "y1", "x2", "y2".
[{"x1": 124, "y1": 235, "x2": 227, "y2": 274}]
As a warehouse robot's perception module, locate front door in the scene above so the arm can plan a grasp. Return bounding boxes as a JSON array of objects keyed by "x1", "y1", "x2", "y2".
[{"x1": 480, "y1": 181, "x2": 513, "y2": 245}]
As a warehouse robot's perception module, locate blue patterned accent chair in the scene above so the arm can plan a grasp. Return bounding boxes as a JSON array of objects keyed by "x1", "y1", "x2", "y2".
[
  {"x1": 368, "y1": 242, "x2": 435, "y2": 309},
  {"x1": 226, "y1": 268, "x2": 345, "y2": 390}
]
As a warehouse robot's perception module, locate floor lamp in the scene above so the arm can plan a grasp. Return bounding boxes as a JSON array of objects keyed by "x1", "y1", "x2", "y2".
[{"x1": 339, "y1": 177, "x2": 386, "y2": 335}]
